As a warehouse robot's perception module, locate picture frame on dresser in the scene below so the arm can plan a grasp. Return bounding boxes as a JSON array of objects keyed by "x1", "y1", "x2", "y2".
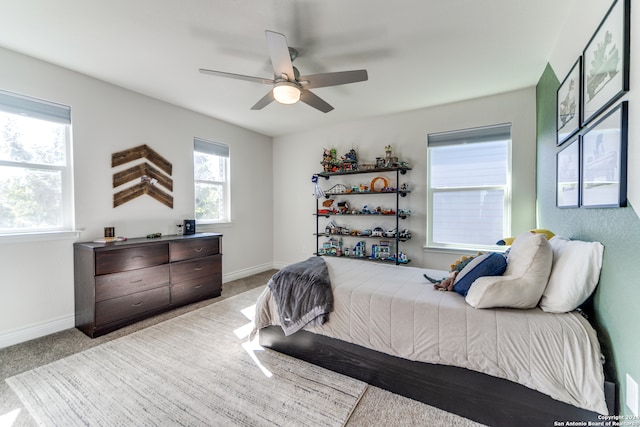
[
  {"x1": 556, "y1": 136, "x2": 580, "y2": 208},
  {"x1": 557, "y1": 57, "x2": 581, "y2": 146},
  {"x1": 580, "y1": 101, "x2": 627, "y2": 208},
  {"x1": 581, "y1": 0, "x2": 630, "y2": 126}
]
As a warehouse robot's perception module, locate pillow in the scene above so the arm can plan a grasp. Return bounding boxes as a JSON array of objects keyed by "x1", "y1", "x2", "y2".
[
  {"x1": 538, "y1": 236, "x2": 604, "y2": 313},
  {"x1": 452, "y1": 252, "x2": 507, "y2": 297},
  {"x1": 465, "y1": 231, "x2": 553, "y2": 309}
]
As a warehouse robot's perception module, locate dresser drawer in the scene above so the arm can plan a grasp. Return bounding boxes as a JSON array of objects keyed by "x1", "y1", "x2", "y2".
[
  {"x1": 95, "y1": 286, "x2": 170, "y2": 327},
  {"x1": 95, "y1": 244, "x2": 169, "y2": 275},
  {"x1": 170, "y1": 237, "x2": 219, "y2": 262},
  {"x1": 95, "y1": 264, "x2": 170, "y2": 302},
  {"x1": 170, "y1": 255, "x2": 221, "y2": 283},
  {"x1": 171, "y1": 276, "x2": 222, "y2": 306}
]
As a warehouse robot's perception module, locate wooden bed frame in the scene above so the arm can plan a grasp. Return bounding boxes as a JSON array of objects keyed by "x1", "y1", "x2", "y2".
[{"x1": 260, "y1": 325, "x2": 616, "y2": 427}]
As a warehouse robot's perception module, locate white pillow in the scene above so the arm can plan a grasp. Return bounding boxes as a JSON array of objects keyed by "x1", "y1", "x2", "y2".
[
  {"x1": 466, "y1": 231, "x2": 553, "y2": 309},
  {"x1": 538, "y1": 236, "x2": 604, "y2": 313}
]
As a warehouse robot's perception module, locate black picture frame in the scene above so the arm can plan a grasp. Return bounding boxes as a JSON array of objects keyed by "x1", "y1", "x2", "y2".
[
  {"x1": 556, "y1": 136, "x2": 580, "y2": 208},
  {"x1": 580, "y1": 101, "x2": 627, "y2": 208},
  {"x1": 581, "y1": 0, "x2": 630, "y2": 126},
  {"x1": 557, "y1": 58, "x2": 581, "y2": 146}
]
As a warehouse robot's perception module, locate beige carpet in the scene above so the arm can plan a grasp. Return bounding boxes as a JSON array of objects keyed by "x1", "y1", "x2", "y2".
[
  {"x1": 6, "y1": 287, "x2": 367, "y2": 426},
  {"x1": 4, "y1": 277, "x2": 484, "y2": 427}
]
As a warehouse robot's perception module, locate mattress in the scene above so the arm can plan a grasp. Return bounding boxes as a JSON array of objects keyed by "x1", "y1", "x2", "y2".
[{"x1": 254, "y1": 257, "x2": 608, "y2": 414}]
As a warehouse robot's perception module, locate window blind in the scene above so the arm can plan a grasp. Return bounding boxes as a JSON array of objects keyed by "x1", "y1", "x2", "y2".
[
  {"x1": 0, "y1": 89, "x2": 71, "y2": 124},
  {"x1": 428, "y1": 123, "x2": 511, "y2": 146},
  {"x1": 194, "y1": 137, "x2": 229, "y2": 157}
]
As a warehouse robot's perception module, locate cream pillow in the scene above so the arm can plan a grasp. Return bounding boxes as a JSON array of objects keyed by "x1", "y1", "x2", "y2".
[
  {"x1": 539, "y1": 237, "x2": 604, "y2": 313},
  {"x1": 466, "y1": 231, "x2": 553, "y2": 309}
]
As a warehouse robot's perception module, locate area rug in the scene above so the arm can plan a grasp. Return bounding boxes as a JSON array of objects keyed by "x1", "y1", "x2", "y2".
[{"x1": 6, "y1": 287, "x2": 367, "y2": 426}]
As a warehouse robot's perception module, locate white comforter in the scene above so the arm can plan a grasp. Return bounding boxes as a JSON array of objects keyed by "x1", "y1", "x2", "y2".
[{"x1": 254, "y1": 257, "x2": 608, "y2": 414}]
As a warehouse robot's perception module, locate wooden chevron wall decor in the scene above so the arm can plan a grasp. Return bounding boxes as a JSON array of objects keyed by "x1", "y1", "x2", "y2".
[{"x1": 112, "y1": 144, "x2": 174, "y2": 208}]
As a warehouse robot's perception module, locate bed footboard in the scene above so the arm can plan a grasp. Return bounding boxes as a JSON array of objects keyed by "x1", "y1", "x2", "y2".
[{"x1": 259, "y1": 326, "x2": 615, "y2": 427}]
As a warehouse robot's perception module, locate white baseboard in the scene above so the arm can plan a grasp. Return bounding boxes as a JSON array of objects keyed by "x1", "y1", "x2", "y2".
[
  {"x1": 223, "y1": 262, "x2": 277, "y2": 283},
  {"x1": 0, "y1": 314, "x2": 75, "y2": 349},
  {"x1": 0, "y1": 263, "x2": 278, "y2": 349},
  {"x1": 272, "y1": 261, "x2": 290, "y2": 270}
]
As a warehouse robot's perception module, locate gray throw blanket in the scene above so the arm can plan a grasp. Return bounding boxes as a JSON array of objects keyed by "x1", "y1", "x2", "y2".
[{"x1": 268, "y1": 257, "x2": 333, "y2": 336}]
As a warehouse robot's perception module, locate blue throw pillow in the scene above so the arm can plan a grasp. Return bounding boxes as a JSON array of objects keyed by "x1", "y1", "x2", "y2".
[{"x1": 453, "y1": 252, "x2": 507, "y2": 297}]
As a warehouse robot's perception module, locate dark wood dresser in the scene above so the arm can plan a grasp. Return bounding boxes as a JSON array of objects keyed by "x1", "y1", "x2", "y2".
[{"x1": 74, "y1": 232, "x2": 222, "y2": 337}]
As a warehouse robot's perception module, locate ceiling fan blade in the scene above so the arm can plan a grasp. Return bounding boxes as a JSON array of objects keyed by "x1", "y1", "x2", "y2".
[
  {"x1": 250, "y1": 90, "x2": 275, "y2": 110},
  {"x1": 299, "y1": 69, "x2": 368, "y2": 89},
  {"x1": 299, "y1": 90, "x2": 334, "y2": 113},
  {"x1": 265, "y1": 30, "x2": 295, "y2": 80},
  {"x1": 199, "y1": 68, "x2": 274, "y2": 85}
]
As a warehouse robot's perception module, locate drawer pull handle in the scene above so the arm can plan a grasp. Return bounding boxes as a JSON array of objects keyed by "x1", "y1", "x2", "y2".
[
  {"x1": 194, "y1": 247, "x2": 203, "y2": 252},
  {"x1": 194, "y1": 285, "x2": 203, "y2": 289},
  {"x1": 194, "y1": 267, "x2": 204, "y2": 271},
  {"x1": 131, "y1": 300, "x2": 144, "y2": 307}
]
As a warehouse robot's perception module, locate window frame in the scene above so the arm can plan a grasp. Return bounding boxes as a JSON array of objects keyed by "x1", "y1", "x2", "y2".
[
  {"x1": 193, "y1": 137, "x2": 230, "y2": 224},
  {"x1": 426, "y1": 124, "x2": 512, "y2": 251},
  {"x1": 0, "y1": 89, "x2": 74, "y2": 237}
]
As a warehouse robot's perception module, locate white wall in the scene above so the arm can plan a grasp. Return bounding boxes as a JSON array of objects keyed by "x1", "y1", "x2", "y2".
[
  {"x1": 272, "y1": 87, "x2": 537, "y2": 270},
  {"x1": 0, "y1": 47, "x2": 273, "y2": 347},
  {"x1": 549, "y1": 0, "x2": 639, "y2": 214}
]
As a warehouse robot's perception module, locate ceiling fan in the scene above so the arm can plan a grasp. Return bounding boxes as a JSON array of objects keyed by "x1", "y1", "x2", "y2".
[{"x1": 199, "y1": 30, "x2": 368, "y2": 113}]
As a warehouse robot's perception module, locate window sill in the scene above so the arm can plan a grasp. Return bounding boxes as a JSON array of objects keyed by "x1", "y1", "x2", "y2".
[
  {"x1": 0, "y1": 230, "x2": 83, "y2": 244},
  {"x1": 196, "y1": 221, "x2": 234, "y2": 230},
  {"x1": 423, "y1": 245, "x2": 507, "y2": 255}
]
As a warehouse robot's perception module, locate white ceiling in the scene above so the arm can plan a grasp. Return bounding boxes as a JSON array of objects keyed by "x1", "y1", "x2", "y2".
[{"x1": 0, "y1": 0, "x2": 574, "y2": 137}]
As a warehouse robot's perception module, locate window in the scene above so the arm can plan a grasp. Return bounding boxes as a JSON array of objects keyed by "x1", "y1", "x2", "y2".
[
  {"x1": 193, "y1": 138, "x2": 230, "y2": 223},
  {"x1": 427, "y1": 124, "x2": 511, "y2": 249},
  {"x1": 0, "y1": 89, "x2": 73, "y2": 235}
]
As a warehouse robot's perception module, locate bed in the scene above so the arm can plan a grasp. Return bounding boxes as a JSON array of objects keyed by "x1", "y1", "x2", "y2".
[{"x1": 253, "y1": 233, "x2": 615, "y2": 426}]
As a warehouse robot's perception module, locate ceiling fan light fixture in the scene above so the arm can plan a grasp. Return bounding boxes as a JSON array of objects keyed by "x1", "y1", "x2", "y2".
[{"x1": 273, "y1": 82, "x2": 300, "y2": 104}]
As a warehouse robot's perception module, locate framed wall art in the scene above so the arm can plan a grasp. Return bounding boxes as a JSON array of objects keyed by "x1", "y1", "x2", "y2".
[
  {"x1": 581, "y1": 0, "x2": 630, "y2": 126},
  {"x1": 580, "y1": 101, "x2": 627, "y2": 208},
  {"x1": 556, "y1": 58, "x2": 581, "y2": 146},
  {"x1": 556, "y1": 136, "x2": 580, "y2": 208}
]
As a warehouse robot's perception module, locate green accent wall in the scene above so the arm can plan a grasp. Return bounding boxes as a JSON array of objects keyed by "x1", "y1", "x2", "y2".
[{"x1": 537, "y1": 63, "x2": 640, "y2": 415}]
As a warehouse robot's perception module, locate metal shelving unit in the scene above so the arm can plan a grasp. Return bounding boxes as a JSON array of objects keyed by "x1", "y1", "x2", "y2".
[{"x1": 314, "y1": 166, "x2": 411, "y2": 265}]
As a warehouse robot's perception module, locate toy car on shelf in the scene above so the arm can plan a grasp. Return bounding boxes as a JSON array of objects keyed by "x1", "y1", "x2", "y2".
[
  {"x1": 399, "y1": 229, "x2": 411, "y2": 239},
  {"x1": 372, "y1": 227, "x2": 385, "y2": 237}
]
